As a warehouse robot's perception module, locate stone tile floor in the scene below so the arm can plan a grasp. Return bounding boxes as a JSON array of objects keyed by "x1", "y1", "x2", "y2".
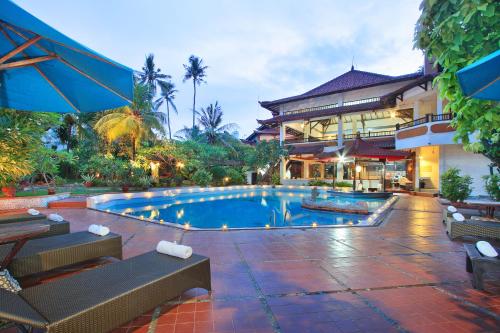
[{"x1": 2, "y1": 195, "x2": 500, "y2": 332}]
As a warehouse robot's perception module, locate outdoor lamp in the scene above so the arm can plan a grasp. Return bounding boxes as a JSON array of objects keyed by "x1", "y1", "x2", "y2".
[
  {"x1": 355, "y1": 165, "x2": 362, "y2": 173},
  {"x1": 176, "y1": 161, "x2": 185, "y2": 169}
]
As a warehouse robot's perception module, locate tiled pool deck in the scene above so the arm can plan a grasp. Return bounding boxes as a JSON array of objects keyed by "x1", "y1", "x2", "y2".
[{"x1": 2, "y1": 195, "x2": 500, "y2": 333}]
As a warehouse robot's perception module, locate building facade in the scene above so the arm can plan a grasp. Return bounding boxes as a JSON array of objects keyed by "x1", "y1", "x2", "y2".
[{"x1": 256, "y1": 61, "x2": 492, "y2": 196}]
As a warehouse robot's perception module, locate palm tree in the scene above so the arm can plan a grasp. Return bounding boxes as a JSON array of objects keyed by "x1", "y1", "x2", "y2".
[
  {"x1": 138, "y1": 54, "x2": 171, "y2": 96},
  {"x1": 94, "y1": 83, "x2": 164, "y2": 159},
  {"x1": 183, "y1": 55, "x2": 208, "y2": 129},
  {"x1": 155, "y1": 80, "x2": 178, "y2": 140},
  {"x1": 197, "y1": 102, "x2": 238, "y2": 144}
]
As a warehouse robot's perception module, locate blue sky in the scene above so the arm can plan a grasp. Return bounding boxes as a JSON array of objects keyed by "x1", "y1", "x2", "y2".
[{"x1": 16, "y1": 0, "x2": 424, "y2": 138}]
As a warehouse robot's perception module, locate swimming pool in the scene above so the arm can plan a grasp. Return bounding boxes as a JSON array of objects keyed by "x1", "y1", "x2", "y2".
[{"x1": 90, "y1": 186, "x2": 397, "y2": 230}]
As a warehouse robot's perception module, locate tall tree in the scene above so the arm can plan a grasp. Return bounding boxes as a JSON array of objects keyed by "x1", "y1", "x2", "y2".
[
  {"x1": 94, "y1": 83, "x2": 164, "y2": 159},
  {"x1": 138, "y1": 54, "x2": 171, "y2": 96},
  {"x1": 183, "y1": 55, "x2": 208, "y2": 129},
  {"x1": 155, "y1": 80, "x2": 178, "y2": 140},
  {"x1": 197, "y1": 102, "x2": 237, "y2": 144},
  {"x1": 414, "y1": 0, "x2": 499, "y2": 166}
]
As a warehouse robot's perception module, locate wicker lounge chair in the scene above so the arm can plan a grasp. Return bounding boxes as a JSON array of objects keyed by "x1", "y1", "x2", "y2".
[
  {"x1": 0, "y1": 251, "x2": 211, "y2": 333},
  {"x1": 2, "y1": 220, "x2": 70, "y2": 240},
  {"x1": 0, "y1": 231, "x2": 122, "y2": 278},
  {"x1": 464, "y1": 244, "x2": 500, "y2": 290},
  {"x1": 0, "y1": 214, "x2": 46, "y2": 224},
  {"x1": 446, "y1": 217, "x2": 500, "y2": 240}
]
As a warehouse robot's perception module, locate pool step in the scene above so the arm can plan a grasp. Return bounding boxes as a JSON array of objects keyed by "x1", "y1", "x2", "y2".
[{"x1": 48, "y1": 197, "x2": 87, "y2": 209}]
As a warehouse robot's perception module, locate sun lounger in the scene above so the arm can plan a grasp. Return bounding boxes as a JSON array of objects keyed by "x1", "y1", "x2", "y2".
[
  {"x1": 2, "y1": 220, "x2": 70, "y2": 240},
  {"x1": 446, "y1": 218, "x2": 500, "y2": 240},
  {"x1": 0, "y1": 251, "x2": 211, "y2": 333},
  {"x1": 464, "y1": 244, "x2": 500, "y2": 290},
  {"x1": 0, "y1": 213, "x2": 46, "y2": 224},
  {"x1": 0, "y1": 231, "x2": 122, "y2": 278}
]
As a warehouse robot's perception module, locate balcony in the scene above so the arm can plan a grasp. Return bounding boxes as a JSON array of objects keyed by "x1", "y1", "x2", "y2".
[
  {"x1": 395, "y1": 113, "x2": 455, "y2": 149},
  {"x1": 283, "y1": 130, "x2": 395, "y2": 145}
]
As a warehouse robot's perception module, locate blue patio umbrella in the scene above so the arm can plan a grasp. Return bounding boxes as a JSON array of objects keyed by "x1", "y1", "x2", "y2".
[
  {"x1": 0, "y1": 0, "x2": 133, "y2": 113},
  {"x1": 456, "y1": 49, "x2": 500, "y2": 101}
]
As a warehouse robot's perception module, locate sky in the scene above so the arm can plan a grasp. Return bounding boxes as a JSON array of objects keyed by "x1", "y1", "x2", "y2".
[{"x1": 16, "y1": 0, "x2": 425, "y2": 139}]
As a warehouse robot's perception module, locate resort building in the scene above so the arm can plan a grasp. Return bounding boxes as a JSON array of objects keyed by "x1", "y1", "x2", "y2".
[{"x1": 255, "y1": 59, "x2": 492, "y2": 195}]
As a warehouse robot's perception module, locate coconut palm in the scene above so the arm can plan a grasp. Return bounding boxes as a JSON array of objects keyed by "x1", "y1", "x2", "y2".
[
  {"x1": 94, "y1": 83, "x2": 164, "y2": 159},
  {"x1": 197, "y1": 102, "x2": 238, "y2": 144},
  {"x1": 183, "y1": 55, "x2": 208, "y2": 129},
  {"x1": 155, "y1": 80, "x2": 178, "y2": 140},
  {"x1": 138, "y1": 54, "x2": 171, "y2": 96}
]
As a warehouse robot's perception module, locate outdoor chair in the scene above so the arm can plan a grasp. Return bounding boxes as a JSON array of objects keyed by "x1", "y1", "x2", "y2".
[
  {"x1": 446, "y1": 217, "x2": 500, "y2": 240},
  {"x1": 1, "y1": 220, "x2": 70, "y2": 240},
  {"x1": 0, "y1": 214, "x2": 47, "y2": 224},
  {"x1": 0, "y1": 231, "x2": 122, "y2": 278},
  {"x1": 464, "y1": 244, "x2": 500, "y2": 290},
  {"x1": 0, "y1": 251, "x2": 211, "y2": 333}
]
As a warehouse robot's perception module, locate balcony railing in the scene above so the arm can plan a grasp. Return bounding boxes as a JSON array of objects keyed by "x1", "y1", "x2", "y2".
[
  {"x1": 396, "y1": 113, "x2": 454, "y2": 130},
  {"x1": 283, "y1": 130, "x2": 394, "y2": 144}
]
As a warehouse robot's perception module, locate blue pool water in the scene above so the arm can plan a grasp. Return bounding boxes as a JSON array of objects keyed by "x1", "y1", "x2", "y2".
[{"x1": 97, "y1": 188, "x2": 388, "y2": 229}]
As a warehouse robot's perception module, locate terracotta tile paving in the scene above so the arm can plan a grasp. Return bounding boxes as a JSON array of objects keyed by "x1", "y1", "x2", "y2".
[{"x1": 1, "y1": 195, "x2": 500, "y2": 333}]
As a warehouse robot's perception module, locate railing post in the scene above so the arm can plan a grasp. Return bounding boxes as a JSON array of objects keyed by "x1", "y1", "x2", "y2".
[
  {"x1": 396, "y1": 123, "x2": 400, "y2": 130},
  {"x1": 425, "y1": 114, "x2": 430, "y2": 123}
]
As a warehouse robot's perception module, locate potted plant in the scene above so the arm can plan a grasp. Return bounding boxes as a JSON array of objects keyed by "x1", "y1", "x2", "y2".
[
  {"x1": 0, "y1": 175, "x2": 18, "y2": 197},
  {"x1": 441, "y1": 168, "x2": 473, "y2": 203},
  {"x1": 81, "y1": 174, "x2": 95, "y2": 188}
]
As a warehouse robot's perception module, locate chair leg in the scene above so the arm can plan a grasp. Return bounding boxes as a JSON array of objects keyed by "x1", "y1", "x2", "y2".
[
  {"x1": 466, "y1": 255, "x2": 473, "y2": 273},
  {"x1": 472, "y1": 267, "x2": 485, "y2": 290}
]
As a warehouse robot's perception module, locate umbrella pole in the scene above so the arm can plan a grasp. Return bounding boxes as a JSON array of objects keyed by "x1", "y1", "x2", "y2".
[
  {"x1": 382, "y1": 159, "x2": 386, "y2": 192},
  {"x1": 353, "y1": 158, "x2": 357, "y2": 191}
]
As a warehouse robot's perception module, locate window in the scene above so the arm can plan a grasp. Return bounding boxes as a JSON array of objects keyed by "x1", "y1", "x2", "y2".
[
  {"x1": 325, "y1": 163, "x2": 336, "y2": 178},
  {"x1": 309, "y1": 164, "x2": 322, "y2": 178}
]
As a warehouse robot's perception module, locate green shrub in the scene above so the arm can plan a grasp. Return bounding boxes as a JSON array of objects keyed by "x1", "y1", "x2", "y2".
[
  {"x1": 192, "y1": 169, "x2": 213, "y2": 187},
  {"x1": 224, "y1": 168, "x2": 245, "y2": 185},
  {"x1": 441, "y1": 168, "x2": 473, "y2": 202},
  {"x1": 308, "y1": 180, "x2": 330, "y2": 187},
  {"x1": 334, "y1": 181, "x2": 352, "y2": 188},
  {"x1": 271, "y1": 173, "x2": 281, "y2": 185},
  {"x1": 483, "y1": 174, "x2": 500, "y2": 201}
]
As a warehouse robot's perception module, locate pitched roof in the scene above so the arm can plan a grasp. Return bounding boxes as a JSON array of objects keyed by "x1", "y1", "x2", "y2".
[
  {"x1": 260, "y1": 68, "x2": 423, "y2": 113},
  {"x1": 317, "y1": 136, "x2": 408, "y2": 161}
]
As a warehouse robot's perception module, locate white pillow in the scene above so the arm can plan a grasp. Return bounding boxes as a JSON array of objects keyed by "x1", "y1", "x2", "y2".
[
  {"x1": 27, "y1": 208, "x2": 40, "y2": 216},
  {"x1": 447, "y1": 206, "x2": 457, "y2": 213},
  {"x1": 452, "y1": 212, "x2": 465, "y2": 222},
  {"x1": 476, "y1": 241, "x2": 498, "y2": 257}
]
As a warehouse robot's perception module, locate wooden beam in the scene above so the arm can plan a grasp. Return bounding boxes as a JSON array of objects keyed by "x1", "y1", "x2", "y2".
[
  {"x1": 0, "y1": 55, "x2": 57, "y2": 70},
  {"x1": 0, "y1": 36, "x2": 42, "y2": 64}
]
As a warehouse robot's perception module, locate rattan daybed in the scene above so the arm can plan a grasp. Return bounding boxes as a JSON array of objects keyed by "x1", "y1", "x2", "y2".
[
  {"x1": 464, "y1": 244, "x2": 500, "y2": 290},
  {"x1": 1, "y1": 231, "x2": 122, "y2": 278},
  {"x1": 446, "y1": 217, "x2": 500, "y2": 240},
  {"x1": 0, "y1": 251, "x2": 211, "y2": 333},
  {"x1": 0, "y1": 214, "x2": 46, "y2": 224},
  {"x1": 3, "y1": 220, "x2": 70, "y2": 240}
]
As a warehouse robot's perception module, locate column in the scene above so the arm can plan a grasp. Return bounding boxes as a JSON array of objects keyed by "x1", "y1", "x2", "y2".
[
  {"x1": 336, "y1": 162, "x2": 344, "y2": 181},
  {"x1": 413, "y1": 100, "x2": 421, "y2": 119},
  {"x1": 436, "y1": 96, "x2": 443, "y2": 115},
  {"x1": 279, "y1": 122, "x2": 285, "y2": 143},
  {"x1": 303, "y1": 121, "x2": 310, "y2": 141},
  {"x1": 337, "y1": 115, "x2": 343, "y2": 147},
  {"x1": 279, "y1": 122, "x2": 286, "y2": 180}
]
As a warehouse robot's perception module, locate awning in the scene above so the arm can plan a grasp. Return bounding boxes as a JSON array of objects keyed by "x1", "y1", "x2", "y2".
[{"x1": 318, "y1": 136, "x2": 409, "y2": 161}]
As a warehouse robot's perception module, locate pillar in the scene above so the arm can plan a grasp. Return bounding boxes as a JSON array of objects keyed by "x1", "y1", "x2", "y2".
[
  {"x1": 279, "y1": 123, "x2": 286, "y2": 180},
  {"x1": 413, "y1": 100, "x2": 421, "y2": 120},
  {"x1": 337, "y1": 115, "x2": 343, "y2": 147},
  {"x1": 436, "y1": 96, "x2": 443, "y2": 115}
]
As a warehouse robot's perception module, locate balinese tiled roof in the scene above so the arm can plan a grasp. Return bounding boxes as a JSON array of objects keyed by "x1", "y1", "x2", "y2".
[
  {"x1": 258, "y1": 100, "x2": 387, "y2": 125},
  {"x1": 260, "y1": 68, "x2": 423, "y2": 113},
  {"x1": 318, "y1": 136, "x2": 408, "y2": 160}
]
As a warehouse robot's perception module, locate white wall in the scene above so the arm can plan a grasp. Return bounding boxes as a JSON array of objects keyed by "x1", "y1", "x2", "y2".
[{"x1": 440, "y1": 144, "x2": 492, "y2": 196}]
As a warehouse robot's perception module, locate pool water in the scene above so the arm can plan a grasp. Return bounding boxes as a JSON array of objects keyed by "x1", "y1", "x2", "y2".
[{"x1": 98, "y1": 189, "x2": 388, "y2": 229}]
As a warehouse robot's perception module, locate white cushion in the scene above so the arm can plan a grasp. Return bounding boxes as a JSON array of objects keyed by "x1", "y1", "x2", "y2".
[
  {"x1": 476, "y1": 241, "x2": 498, "y2": 257},
  {"x1": 452, "y1": 212, "x2": 465, "y2": 222},
  {"x1": 447, "y1": 206, "x2": 457, "y2": 213}
]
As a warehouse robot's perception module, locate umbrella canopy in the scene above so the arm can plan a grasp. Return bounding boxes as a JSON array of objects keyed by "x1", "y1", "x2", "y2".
[
  {"x1": 456, "y1": 50, "x2": 500, "y2": 101},
  {"x1": 0, "y1": 0, "x2": 133, "y2": 113}
]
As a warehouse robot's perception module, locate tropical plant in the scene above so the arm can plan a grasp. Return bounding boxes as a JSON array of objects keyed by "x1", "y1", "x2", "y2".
[
  {"x1": 271, "y1": 173, "x2": 281, "y2": 186},
  {"x1": 334, "y1": 181, "x2": 353, "y2": 188},
  {"x1": 94, "y1": 83, "x2": 164, "y2": 159},
  {"x1": 414, "y1": 0, "x2": 500, "y2": 164},
  {"x1": 192, "y1": 169, "x2": 212, "y2": 187},
  {"x1": 223, "y1": 167, "x2": 246, "y2": 185},
  {"x1": 483, "y1": 174, "x2": 500, "y2": 201},
  {"x1": 441, "y1": 167, "x2": 473, "y2": 202},
  {"x1": 183, "y1": 55, "x2": 208, "y2": 129},
  {"x1": 81, "y1": 174, "x2": 95, "y2": 187},
  {"x1": 197, "y1": 102, "x2": 238, "y2": 144},
  {"x1": 155, "y1": 80, "x2": 178, "y2": 140},
  {"x1": 137, "y1": 53, "x2": 171, "y2": 96}
]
